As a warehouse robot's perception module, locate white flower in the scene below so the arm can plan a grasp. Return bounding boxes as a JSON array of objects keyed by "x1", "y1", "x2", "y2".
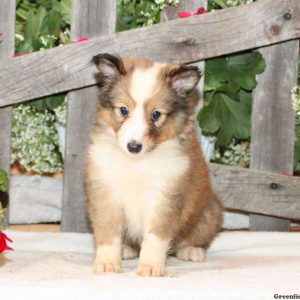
[
  {"x1": 15, "y1": 33, "x2": 24, "y2": 41},
  {"x1": 11, "y1": 104, "x2": 64, "y2": 174},
  {"x1": 211, "y1": 138, "x2": 250, "y2": 167},
  {"x1": 292, "y1": 86, "x2": 300, "y2": 112}
]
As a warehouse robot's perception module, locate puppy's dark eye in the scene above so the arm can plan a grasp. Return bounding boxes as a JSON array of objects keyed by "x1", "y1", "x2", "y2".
[
  {"x1": 151, "y1": 111, "x2": 161, "y2": 121},
  {"x1": 120, "y1": 107, "x2": 129, "y2": 116}
]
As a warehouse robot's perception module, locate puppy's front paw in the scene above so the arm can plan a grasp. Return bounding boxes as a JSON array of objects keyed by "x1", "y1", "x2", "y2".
[
  {"x1": 94, "y1": 260, "x2": 121, "y2": 274},
  {"x1": 137, "y1": 263, "x2": 166, "y2": 277}
]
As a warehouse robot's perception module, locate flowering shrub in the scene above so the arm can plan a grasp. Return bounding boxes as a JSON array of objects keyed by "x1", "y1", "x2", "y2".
[
  {"x1": 11, "y1": 105, "x2": 63, "y2": 174},
  {"x1": 209, "y1": 0, "x2": 254, "y2": 9},
  {"x1": 292, "y1": 86, "x2": 300, "y2": 173},
  {"x1": 212, "y1": 140, "x2": 250, "y2": 167}
]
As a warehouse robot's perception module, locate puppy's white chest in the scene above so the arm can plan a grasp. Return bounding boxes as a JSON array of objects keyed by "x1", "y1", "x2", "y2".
[{"x1": 94, "y1": 139, "x2": 189, "y2": 239}]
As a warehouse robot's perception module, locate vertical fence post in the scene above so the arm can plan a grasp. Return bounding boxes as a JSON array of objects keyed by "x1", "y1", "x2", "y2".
[
  {"x1": 250, "y1": 40, "x2": 299, "y2": 231},
  {"x1": 62, "y1": 0, "x2": 116, "y2": 232},
  {"x1": 0, "y1": 0, "x2": 15, "y2": 228}
]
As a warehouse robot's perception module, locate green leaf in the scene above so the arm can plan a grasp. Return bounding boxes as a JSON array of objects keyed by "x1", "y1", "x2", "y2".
[
  {"x1": 204, "y1": 58, "x2": 228, "y2": 90},
  {"x1": 16, "y1": 41, "x2": 34, "y2": 53},
  {"x1": 59, "y1": 0, "x2": 72, "y2": 24},
  {"x1": 198, "y1": 100, "x2": 222, "y2": 133},
  {"x1": 227, "y1": 52, "x2": 266, "y2": 90},
  {"x1": 28, "y1": 94, "x2": 65, "y2": 111},
  {"x1": 211, "y1": 0, "x2": 228, "y2": 8},
  {"x1": 199, "y1": 92, "x2": 251, "y2": 146},
  {"x1": 0, "y1": 169, "x2": 9, "y2": 193},
  {"x1": 202, "y1": 51, "x2": 265, "y2": 146},
  {"x1": 45, "y1": 10, "x2": 62, "y2": 36},
  {"x1": 205, "y1": 52, "x2": 266, "y2": 92},
  {"x1": 24, "y1": 6, "x2": 47, "y2": 50},
  {"x1": 294, "y1": 140, "x2": 300, "y2": 172}
]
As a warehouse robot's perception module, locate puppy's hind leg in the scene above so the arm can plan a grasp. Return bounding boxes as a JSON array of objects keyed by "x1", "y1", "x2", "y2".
[
  {"x1": 176, "y1": 245, "x2": 205, "y2": 262},
  {"x1": 122, "y1": 244, "x2": 139, "y2": 260},
  {"x1": 176, "y1": 198, "x2": 223, "y2": 263}
]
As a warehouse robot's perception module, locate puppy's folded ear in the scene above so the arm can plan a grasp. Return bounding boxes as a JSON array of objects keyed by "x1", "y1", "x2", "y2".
[
  {"x1": 92, "y1": 53, "x2": 126, "y2": 90},
  {"x1": 167, "y1": 65, "x2": 202, "y2": 97}
]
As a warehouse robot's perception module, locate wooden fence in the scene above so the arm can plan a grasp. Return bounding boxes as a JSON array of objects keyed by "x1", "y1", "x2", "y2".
[{"x1": 0, "y1": 0, "x2": 299, "y2": 232}]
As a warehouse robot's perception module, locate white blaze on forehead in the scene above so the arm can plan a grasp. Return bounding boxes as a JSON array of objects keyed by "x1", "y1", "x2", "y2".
[
  {"x1": 117, "y1": 64, "x2": 164, "y2": 154},
  {"x1": 129, "y1": 63, "x2": 163, "y2": 105}
]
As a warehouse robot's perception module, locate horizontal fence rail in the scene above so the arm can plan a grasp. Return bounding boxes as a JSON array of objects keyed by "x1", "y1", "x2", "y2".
[
  {"x1": 0, "y1": 0, "x2": 299, "y2": 107},
  {"x1": 210, "y1": 164, "x2": 300, "y2": 221}
]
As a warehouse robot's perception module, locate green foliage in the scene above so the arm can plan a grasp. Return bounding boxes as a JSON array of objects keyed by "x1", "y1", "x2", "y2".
[
  {"x1": 294, "y1": 140, "x2": 300, "y2": 173},
  {"x1": 16, "y1": 0, "x2": 71, "y2": 53},
  {"x1": 199, "y1": 52, "x2": 265, "y2": 146},
  {"x1": 28, "y1": 94, "x2": 65, "y2": 111},
  {"x1": 208, "y1": 0, "x2": 254, "y2": 10},
  {"x1": 117, "y1": 0, "x2": 179, "y2": 31},
  {"x1": 0, "y1": 169, "x2": 9, "y2": 193},
  {"x1": 212, "y1": 139, "x2": 250, "y2": 167},
  {"x1": 15, "y1": 0, "x2": 71, "y2": 110},
  {"x1": 12, "y1": 0, "x2": 71, "y2": 173},
  {"x1": 11, "y1": 105, "x2": 63, "y2": 174}
]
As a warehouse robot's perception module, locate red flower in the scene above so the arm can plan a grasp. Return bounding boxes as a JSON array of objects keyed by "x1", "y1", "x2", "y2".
[
  {"x1": 178, "y1": 7, "x2": 207, "y2": 18},
  {"x1": 0, "y1": 232, "x2": 13, "y2": 253},
  {"x1": 178, "y1": 11, "x2": 193, "y2": 18},
  {"x1": 197, "y1": 7, "x2": 207, "y2": 14}
]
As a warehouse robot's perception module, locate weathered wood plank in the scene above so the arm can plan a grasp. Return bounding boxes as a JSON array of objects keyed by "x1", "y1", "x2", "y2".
[
  {"x1": 0, "y1": 0, "x2": 299, "y2": 107},
  {"x1": 61, "y1": 0, "x2": 116, "y2": 232},
  {"x1": 210, "y1": 163, "x2": 300, "y2": 221},
  {"x1": 0, "y1": 0, "x2": 15, "y2": 228},
  {"x1": 249, "y1": 40, "x2": 299, "y2": 231}
]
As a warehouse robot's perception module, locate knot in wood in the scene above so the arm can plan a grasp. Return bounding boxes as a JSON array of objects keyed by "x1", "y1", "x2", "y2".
[
  {"x1": 270, "y1": 25, "x2": 281, "y2": 36},
  {"x1": 283, "y1": 12, "x2": 292, "y2": 21},
  {"x1": 184, "y1": 37, "x2": 196, "y2": 45},
  {"x1": 270, "y1": 182, "x2": 279, "y2": 190}
]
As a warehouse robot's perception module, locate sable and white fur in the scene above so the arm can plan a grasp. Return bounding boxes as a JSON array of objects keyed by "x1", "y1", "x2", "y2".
[{"x1": 85, "y1": 54, "x2": 223, "y2": 277}]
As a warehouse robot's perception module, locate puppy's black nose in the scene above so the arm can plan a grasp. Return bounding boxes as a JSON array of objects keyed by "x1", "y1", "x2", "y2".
[{"x1": 127, "y1": 141, "x2": 142, "y2": 154}]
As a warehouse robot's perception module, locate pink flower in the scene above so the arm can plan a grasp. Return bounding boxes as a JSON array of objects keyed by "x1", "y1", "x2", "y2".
[
  {"x1": 178, "y1": 7, "x2": 207, "y2": 18},
  {"x1": 73, "y1": 36, "x2": 89, "y2": 43},
  {"x1": 0, "y1": 232, "x2": 13, "y2": 253}
]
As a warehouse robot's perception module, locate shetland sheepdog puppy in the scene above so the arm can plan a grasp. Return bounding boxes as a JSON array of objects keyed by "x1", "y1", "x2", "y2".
[{"x1": 85, "y1": 53, "x2": 223, "y2": 277}]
